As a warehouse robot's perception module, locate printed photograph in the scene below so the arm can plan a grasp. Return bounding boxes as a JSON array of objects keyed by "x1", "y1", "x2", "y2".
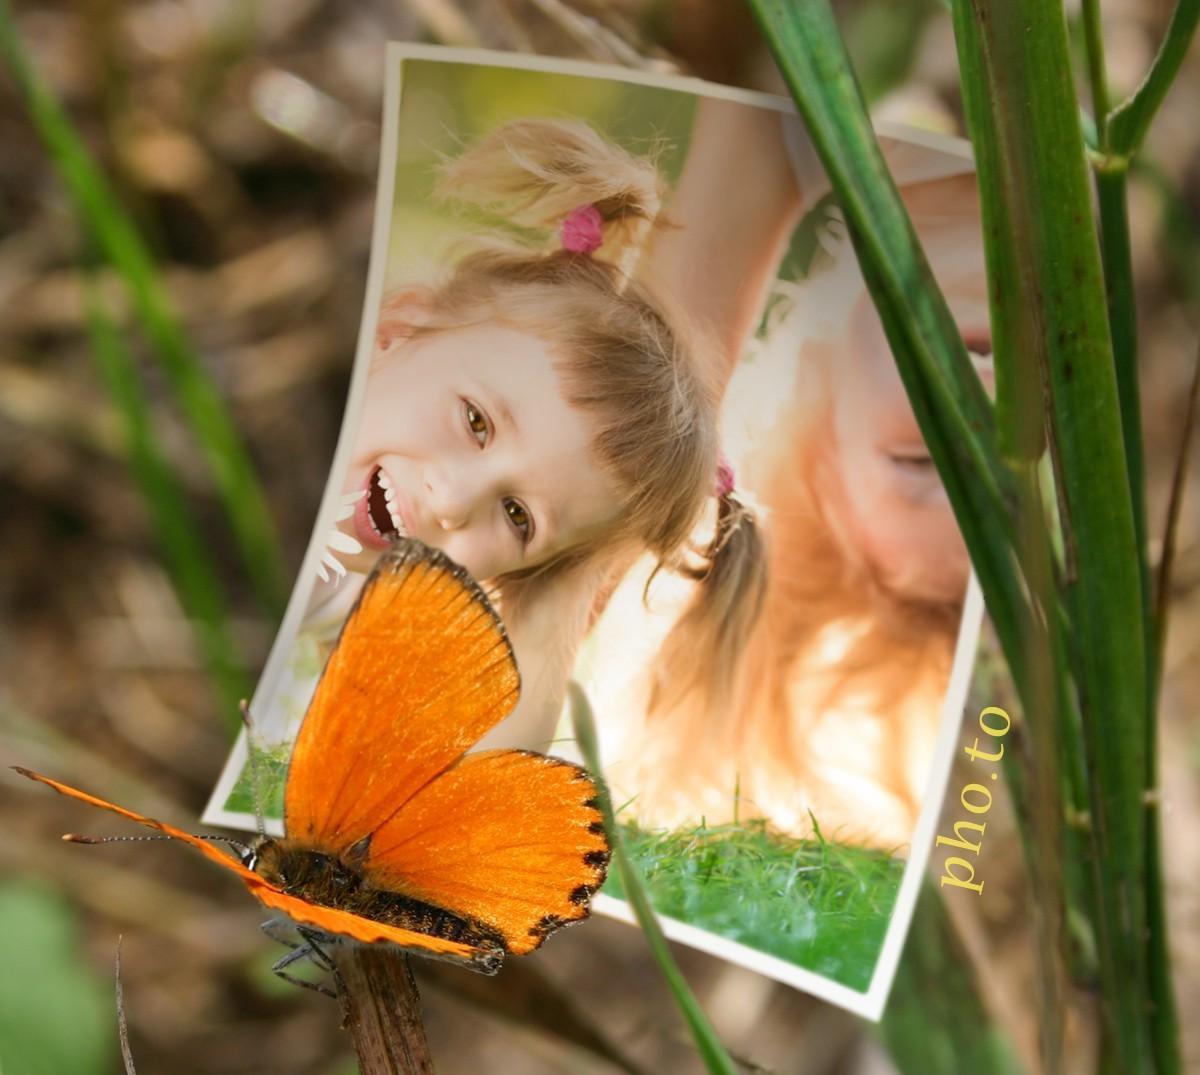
[{"x1": 203, "y1": 45, "x2": 985, "y2": 1016}]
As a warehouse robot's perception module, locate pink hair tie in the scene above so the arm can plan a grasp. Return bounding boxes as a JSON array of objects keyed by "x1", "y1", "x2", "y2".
[
  {"x1": 561, "y1": 204, "x2": 604, "y2": 255},
  {"x1": 715, "y1": 452, "x2": 736, "y2": 498}
]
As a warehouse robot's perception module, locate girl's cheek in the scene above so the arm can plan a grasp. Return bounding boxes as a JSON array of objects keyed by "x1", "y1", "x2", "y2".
[
  {"x1": 870, "y1": 507, "x2": 966, "y2": 602},
  {"x1": 439, "y1": 528, "x2": 508, "y2": 583}
]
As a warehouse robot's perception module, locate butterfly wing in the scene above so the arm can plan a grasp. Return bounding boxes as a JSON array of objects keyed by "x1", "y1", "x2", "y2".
[
  {"x1": 360, "y1": 748, "x2": 609, "y2": 955},
  {"x1": 284, "y1": 541, "x2": 521, "y2": 851},
  {"x1": 13, "y1": 767, "x2": 504, "y2": 972}
]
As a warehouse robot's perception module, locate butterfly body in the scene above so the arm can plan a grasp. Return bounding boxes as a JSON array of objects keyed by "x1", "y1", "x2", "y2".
[
  {"x1": 252, "y1": 838, "x2": 508, "y2": 955},
  {"x1": 17, "y1": 539, "x2": 609, "y2": 977}
]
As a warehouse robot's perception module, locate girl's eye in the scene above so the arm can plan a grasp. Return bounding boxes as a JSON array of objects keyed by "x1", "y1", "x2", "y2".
[
  {"x1": 502, "y1": 497, "x2": 533, "y2": 543},
  {"x1": 887, "y1": 449, "x2": 935, "y2": 471},
  {"x1": 463, "y1": 400, "x2": 490, "y2": 447}
]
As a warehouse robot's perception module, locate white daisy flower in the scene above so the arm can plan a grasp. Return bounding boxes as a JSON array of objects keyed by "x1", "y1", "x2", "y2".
[{"x1": 317, "y1": 490, "x2": 365, "y2": 584}]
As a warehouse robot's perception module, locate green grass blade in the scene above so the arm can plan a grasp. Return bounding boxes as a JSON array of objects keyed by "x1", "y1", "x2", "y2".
[
  {"x1": 1107, "y1": 0, "x2": 1200, "y2": 158},
  {"x1": 1154, "y1": 342, "x2": 1200, "y2": 689},
  {"x1": 84, "y1": 281, "x2": 250, "y2": 722},
  {"x1": 745, "y1": 0, "x2": 1032, "y2": 690},
  {"x1": 1142, "y1": 342, "x2": 1199, "y2": 1075},
  {"x1": 1083, "y1": 2, "x2": 1152, "y2": 598},
  {"x1": 745, "y1": 0, "x2": 1000, "y2": 461},
  {"x1": 1097, "y1": 14, "x2": 1185, "y2": 1057},
  {"x1": 569, "y1": 684, "x2": 738, "y2": 1075},
  {"x1": 1087, "y1": 0, "x2": 1153, "y2": 715},
  {"x1": 1094, "y1": 80, "x2": 1189, "y2": 1075},
  {"x1": 1093, "y1": 179, "x2": 1166, "y2": 1071},
  {"x1": 1094, "y1": 172, "x2": 1151, "y2": 665},
  {"x1": 949, "y1": 0, "x2": 1154, "y2": 1067},
  {"x1": 1080, "y1": 0, "x2": 1111, "y2": 143},
  {"x1": 0, "y1": 3, "x2": 287, "y2": 618},
  {"x1": 957, "y1": 4, "x2": 1100, "y2": 1060}
]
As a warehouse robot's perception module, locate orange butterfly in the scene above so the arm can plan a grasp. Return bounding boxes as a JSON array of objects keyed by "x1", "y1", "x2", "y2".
[{"x1": 15, "y1": 539, "x2": 610, "y2": 980}]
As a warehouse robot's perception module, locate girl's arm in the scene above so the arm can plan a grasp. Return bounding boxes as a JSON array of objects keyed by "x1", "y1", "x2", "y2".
[{"x1": 646, "y1": 97, "x2": 809, "y2": 376}]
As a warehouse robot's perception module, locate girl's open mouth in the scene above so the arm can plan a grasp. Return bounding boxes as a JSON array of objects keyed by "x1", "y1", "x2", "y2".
[{"x1": 353, "y1": 465, "x2": 410, "y2": 550}]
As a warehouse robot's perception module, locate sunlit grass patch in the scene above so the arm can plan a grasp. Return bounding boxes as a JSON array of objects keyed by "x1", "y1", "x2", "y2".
[
  {"x1": 223, "y1": 742, "x2": 289, "y2": 819},
  {"x1": 602, "y1": 816, "x2": 903, "y2": 991}
]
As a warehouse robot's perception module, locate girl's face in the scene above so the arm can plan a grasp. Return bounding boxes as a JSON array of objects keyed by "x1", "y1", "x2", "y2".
[
  {"x1": 339, "y1": 322, "x2": 622, "y2": 582},
  {"x1": 819, "y1": 177, "x2": 992, "y2": 604}
]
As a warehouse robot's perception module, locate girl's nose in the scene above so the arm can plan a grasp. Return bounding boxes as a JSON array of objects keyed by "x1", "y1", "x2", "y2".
[{"x1": 425, "y1": 464, "x2": 483, "y2": 531}]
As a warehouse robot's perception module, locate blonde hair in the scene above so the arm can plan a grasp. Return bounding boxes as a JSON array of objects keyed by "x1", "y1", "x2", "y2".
[
  {"x1": 377, "y1": 117, "x2": 765, "y2": 729},
  {"x1": 615, "y1": 237, "x2": 964, "y2": 846},
  {"x1": 438, "y1": 118, "x2": 663, "y2": 273}
]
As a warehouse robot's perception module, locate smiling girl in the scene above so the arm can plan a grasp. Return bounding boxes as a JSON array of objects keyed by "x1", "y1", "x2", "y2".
[{"x1": 299, "y1": 116, "x2": 763, "y2": 746}]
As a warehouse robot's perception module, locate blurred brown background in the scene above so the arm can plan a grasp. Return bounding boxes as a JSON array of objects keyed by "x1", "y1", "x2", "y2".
[{"x1": 1, "y1": 2, "x2": 1197, "y2": 1073}]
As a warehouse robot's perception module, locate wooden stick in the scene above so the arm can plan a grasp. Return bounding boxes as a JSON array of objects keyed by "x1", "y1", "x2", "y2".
[{"x1": 334, "y1": 947, "x2": 435, "y2": 1074}]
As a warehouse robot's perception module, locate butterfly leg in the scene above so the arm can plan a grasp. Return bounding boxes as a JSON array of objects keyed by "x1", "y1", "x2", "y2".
[
  {"x1": 269, "y1": 944, "x2": 338, "y2": 999},
  {"x1": 296, "y1": 925, "x2": 345, "y2": 997},
  {"x1": 261, "y1": 917, "x2": 340, "y2": 999},
  {"x1": 260, "y1": 915, "x2": 302, "y2": 951}
]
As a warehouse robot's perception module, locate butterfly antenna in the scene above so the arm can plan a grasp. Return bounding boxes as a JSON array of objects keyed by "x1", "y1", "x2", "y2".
[
  {"x1": 115, "y1": 936, "x2": 137, "y2": 1075},
  {"x1": 239, "y1": 699, "x2": 269, "y2": 838},
  {"x1": 65, "y1": 832, "x2": 255, "y2": 860}
]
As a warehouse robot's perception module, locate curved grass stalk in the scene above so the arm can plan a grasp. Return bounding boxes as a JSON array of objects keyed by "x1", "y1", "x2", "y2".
[
  {"x1": 1106, "y1": 0, "x2": 1200, "y2": 159},
  {"x1": 83, "y1": 282, "x2": 250, "y2": 720},
  {"x1": 745, "y1": 0, "x2": 1031, "y2": 697},
  {"x1": 569, "y1": 683, "x2": 738, "y2": 1075},
  {"x1": 0, "y1": 3, "x2": 287, "y2": 619}
]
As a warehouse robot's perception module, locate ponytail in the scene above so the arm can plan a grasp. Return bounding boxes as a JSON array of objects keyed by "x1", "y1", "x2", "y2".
[
  {"x1": 647, "y1": 490, "x2": 768, "y2": 729},
  {"x1": 435, "y1": 118, "x2": 665, "y2": 269}
]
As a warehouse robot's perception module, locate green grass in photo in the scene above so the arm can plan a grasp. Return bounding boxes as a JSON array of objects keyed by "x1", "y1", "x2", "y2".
[
  {"x1": 602, "y1": 816, "x2": 903, "y2": 992},
  {"x1": 223, "y1": 742, "x2": 290, "y2": 819}
]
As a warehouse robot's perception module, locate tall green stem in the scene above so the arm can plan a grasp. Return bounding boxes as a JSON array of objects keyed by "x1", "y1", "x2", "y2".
[
  {"x1": 950, "y1": 0, "x2": 1150, "y2": 1067},
  {"x1": 1080, "y1": 0, "x2": 1110, "y2": 143},
  {"x1": 1095, "y1": 173, "x2": 1148, "y2": 618},
  {"x1": 1092, "y1": 176, "x2": 1170, "y2": 1072},
  {"x1": 1143, "y1": 348, "x2": 1199, "y2": 1075},
  {"x1": 1092, "y1": 2, "x2": 1190, "y2": 1064},
  {"x1": 749, "y1": 0, "x2": 1189, "y2": 1068},
  {"x1": 1013, "y1": 464, "x2": 1069, "y2": 1070}
]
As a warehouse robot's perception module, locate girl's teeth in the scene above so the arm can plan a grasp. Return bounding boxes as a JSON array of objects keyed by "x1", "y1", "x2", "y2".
[
  {"x1": 375, "y1": 471, "x2": 406, "y2": 537},
  {"x1": 367, "y1": 467, "x2": 410, "y2": 542}
]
